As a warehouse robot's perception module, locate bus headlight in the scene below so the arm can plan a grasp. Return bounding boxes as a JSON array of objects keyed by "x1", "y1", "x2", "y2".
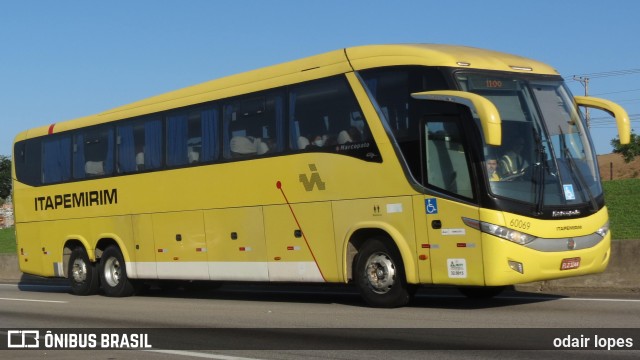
[{"x1": 480, "y1": 222, "x2": 537, "y2": 245}]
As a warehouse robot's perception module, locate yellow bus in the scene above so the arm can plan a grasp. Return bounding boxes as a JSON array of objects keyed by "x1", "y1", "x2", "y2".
[{"x1": 12, "y1": 44, "x2": 630, "y2": 307}]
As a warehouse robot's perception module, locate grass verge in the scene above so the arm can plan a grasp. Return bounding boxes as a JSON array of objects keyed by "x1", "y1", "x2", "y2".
[
  {"x1": 603, "y1": 178, "x2": 640, "y2": 240},
  {"x1": 0, "y1": 227, "x2": 16, "y2": 254}
]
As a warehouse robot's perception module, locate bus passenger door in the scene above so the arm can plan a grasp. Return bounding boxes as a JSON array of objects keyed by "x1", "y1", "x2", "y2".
[{"x1": 421, "y1": 117, "x2": 484, "y2": 285}]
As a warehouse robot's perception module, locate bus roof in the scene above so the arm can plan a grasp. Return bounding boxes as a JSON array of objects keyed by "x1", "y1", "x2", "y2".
[
  {"x1": 347, "y1": 44, "x2": 558, "y2": 75},
  {"x1": 16, "y1": 44, "x2": 559, "y2": 140}
]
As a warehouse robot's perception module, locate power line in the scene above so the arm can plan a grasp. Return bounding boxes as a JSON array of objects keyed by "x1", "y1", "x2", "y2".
[
  {"x1": 589, "y1": 118, "x2": 640, "y2": 129},
  {"x1": 589, "y1": 113, "x2": 640, "y2": 120},
  {"x1": 592, "y1": 88, "x2": 640, "y2": 96},
  {"x1": 565, "y1": 68, "x2": 640, "y2": 80},
  {"x1": 565, "y1": 68, "x2": 640, "y2": 129},
  {"x1": 588, "y1": 117, "x2": 640, "y2": 125},
  {"x1": 614, "y1": 98, "x2": 640, "y2": 103}
]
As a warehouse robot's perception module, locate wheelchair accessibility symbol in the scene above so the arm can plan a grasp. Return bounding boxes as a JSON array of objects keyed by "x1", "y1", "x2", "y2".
[
  {"x1": 563, "y1": 184, "x2": 576, "y2": 200},
  {"x1": 425, "y1": 198, "x2": 438, "y2": 214}
]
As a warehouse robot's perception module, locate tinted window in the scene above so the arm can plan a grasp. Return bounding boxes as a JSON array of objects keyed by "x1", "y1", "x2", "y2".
[
  {"x1": 117, "y1": 117, "x2": 164, "y2": 173},
  {"x1": 167, "y1": 108, "x2": 219, "y2": 166},
  {"x1": 15, "y1": 75, "x2": 384, "y2": 186},
  {"x1": 223, "y1": 92, "x2": 283, "y2": 158},
  {"x1": 42, "y1": 135, "x2": 72, "y2": 184},
  {"x1": 289, "y1": 76, "x2": 380, "y2": 161},
  {"x1": 14, "y1": 139, "x2": 41, "y2": 186},
  {"x1": 73, "y1": 126, "x2": 114, "y2": 179},
  {"x1": 360, "y1": 67, "x2": 449, "y2": 177},
  {"x1": 424, "y1": 118, "x2": 473, "y2": 199}
]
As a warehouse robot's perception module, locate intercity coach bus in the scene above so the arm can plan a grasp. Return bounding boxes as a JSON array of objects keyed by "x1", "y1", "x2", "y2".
[{"x1": 12, "y1": 44, "x2": 630, "y2": 307}]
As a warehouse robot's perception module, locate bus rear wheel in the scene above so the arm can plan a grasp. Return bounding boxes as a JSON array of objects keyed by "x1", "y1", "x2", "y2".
[
  {"x1": 68, "y1": 247, "x2": 100, "y2": 296},
  {"x1": 354, "y1": 238, "x2": 412, "y2": 308},
  {"x1": 99, "y1": 245, "x2": 135, "y2": 297}
]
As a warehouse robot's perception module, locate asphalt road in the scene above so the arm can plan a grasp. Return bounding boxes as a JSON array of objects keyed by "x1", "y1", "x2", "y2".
[{"x1": 1, "y1": 280, "x2": 639, "y2": 359}]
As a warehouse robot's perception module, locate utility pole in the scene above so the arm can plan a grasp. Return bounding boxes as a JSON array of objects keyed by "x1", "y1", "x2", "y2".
[{"x1": 573, "y1": 76, "x2": 590, "y2": 128}]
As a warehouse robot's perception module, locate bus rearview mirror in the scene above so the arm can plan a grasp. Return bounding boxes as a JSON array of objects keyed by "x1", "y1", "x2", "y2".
[
  {"x1": 574, "y1": 96, "x2": 631, "y2": 145},
  {"x1": 411, "y1": 90, "x2": 502, "y2": 146}
]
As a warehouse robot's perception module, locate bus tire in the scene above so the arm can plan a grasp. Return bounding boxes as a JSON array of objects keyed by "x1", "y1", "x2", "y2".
[
  {"x1": 68, "y1": 247, "x2": 100, "y2": 296},
  {"x1": 99, "y1": 245, "x2": 135, "y2": 297},
  {"x1": 457, "y1": 285, "x2": 506, "y2": 299},
  {"x1": 354, "y1": 238, "x2": 412, "y2": 308}
]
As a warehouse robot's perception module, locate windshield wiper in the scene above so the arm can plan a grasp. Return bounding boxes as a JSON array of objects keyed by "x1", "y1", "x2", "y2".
[
  {"x1": 532, "y1": 128, "x2": 546, "y2": 215},
  {"x1": 558, "y1": 128, "x2": 598, "y2": 211}
]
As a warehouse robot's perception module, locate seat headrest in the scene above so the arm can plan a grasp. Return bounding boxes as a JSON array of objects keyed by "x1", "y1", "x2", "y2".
[
  {"x1": 337, "y1": 130, "x2": 352, "y2": 144},
  {"x1": 230, "y1": 136, "x2": 257, "y2": 154}
]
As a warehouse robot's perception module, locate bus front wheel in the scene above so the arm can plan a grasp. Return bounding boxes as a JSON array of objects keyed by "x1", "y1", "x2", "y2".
[
  {"x1": 68, "y1": 247, "x2": 100, "y2": 296},
  {"x1": 354, "y1": 238, "x2": 412, "y2": 308},
  {"x1": 99, "y1": 245, "x2": 135, "y2": 297}
]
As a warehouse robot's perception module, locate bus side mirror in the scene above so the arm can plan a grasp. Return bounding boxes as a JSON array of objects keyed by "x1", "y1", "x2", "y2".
[
  {"x1": 411, "y1": 90, "x2": 502, "y2": 146},
  {"x1": 574, "y1": 96, "x2": 631, "y2": 145}
]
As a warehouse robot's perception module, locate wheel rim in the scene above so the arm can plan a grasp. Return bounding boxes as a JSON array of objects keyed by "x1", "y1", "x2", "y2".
[
  {"x1": 103, "y1": 256, "x2": 121, "y2": 288},
  {"x1": 71, "y1": 258, "x2": 87, "y2": 283},
  {"x1": 364, "y1": 252, "x2": 396, "y2": 294}
]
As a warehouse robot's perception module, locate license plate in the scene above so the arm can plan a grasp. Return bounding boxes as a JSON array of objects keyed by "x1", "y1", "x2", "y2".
[{"x1": 560, "y1": 257, "x2": 581, "y2": 270}]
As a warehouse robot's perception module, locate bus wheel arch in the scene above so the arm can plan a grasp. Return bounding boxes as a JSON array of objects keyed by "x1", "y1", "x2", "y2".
[
  {"x1": 347, "y1": 229, "x2": 414, "y2": 308},
  {"x1": 64, "y1": 241, "x2": 100, "y2": 296}
]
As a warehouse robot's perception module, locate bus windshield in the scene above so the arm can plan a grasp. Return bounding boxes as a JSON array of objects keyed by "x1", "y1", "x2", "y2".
[{"x1": 456, "y1": 73, "x2": 602, "y2": 208}]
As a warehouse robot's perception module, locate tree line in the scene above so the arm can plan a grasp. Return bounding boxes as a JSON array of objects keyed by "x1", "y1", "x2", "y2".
[
  {"x1": 611, "y1": 131, "x2": 640, "y2": 163},
  {"x1": 0, "y1": 155, "x2": 10, "y2": 205}
]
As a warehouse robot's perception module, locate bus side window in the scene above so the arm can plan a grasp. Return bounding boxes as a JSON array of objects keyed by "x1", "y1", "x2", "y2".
[
  {"x1": 14, "y1": 139, "x2": 42, "y2": 186},
  {"x1": 117, "y1": 122, "x2": 145, "y2": 173},
  {"x1": 143, "y1": 118, "x2": 163, "y2": 170},
  {"x1": 165, "y1": 108, "x2": 219, "y2": 167},
  {"x1": 425, "y1": 119, "x2": 473, "y2": 199},
  {"x1": 166, "y1": 113, "x2": 190, "y2": 166},
  {"x1": 73, "y1": 126, "x2": 114, "y2": 178},
  {"x1": 289, "y1": 76, "x2": 368, "y2": 151},
  {"x1": 199, "y1": 108, "x2": 219, "y2": 163},
  {"x1": 43, "y1": 135, "x2": 72, "y2": 184},
  {"x1": 224, "y1": 92, "x2": 283, "y2": 159}
]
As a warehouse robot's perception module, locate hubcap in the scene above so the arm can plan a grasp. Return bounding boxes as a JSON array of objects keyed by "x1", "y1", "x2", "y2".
[
  {"x1": 103, "y1": 257, "x2": 121, "y2": 288},
  {"x1": 364, "y1": 252, "x2": 396, "y2": 294},
  {"x1": 71, "y1": 258, "x2": 87, "y2": 283}
]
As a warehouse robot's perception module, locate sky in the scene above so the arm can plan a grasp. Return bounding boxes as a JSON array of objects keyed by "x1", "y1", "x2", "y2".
[{"x1": 2, "y1": 0, "x2": 639, "y2": 156}]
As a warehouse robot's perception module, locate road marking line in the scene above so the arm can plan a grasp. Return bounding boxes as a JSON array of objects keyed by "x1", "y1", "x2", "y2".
[
  {"x1": 558, "y1": 297, "x2": 640, "y2": 303},
  {"x1": 417, "y1": 293, "x2": 640, "y2": 303},
  {"x1": 499, "y1": 295, "x2": 640, "y2": 303},
  {"x1": 0, "y1": 283, "x2": 69, "y2": 288},
  {"x1": 143, "y1": 349, "x2": 264, "y2": 360},
  {"x1": 0, "y1": 297, "x2": 67, "y2": 303}
]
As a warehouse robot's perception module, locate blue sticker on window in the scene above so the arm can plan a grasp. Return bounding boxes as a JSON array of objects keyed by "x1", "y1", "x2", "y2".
[
  {"x1": 425, "y1": 198, "x2": 438, "y2": 214},
  {"x1": 563, "y1": 184, "x2": 575, "y2": 200}
]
